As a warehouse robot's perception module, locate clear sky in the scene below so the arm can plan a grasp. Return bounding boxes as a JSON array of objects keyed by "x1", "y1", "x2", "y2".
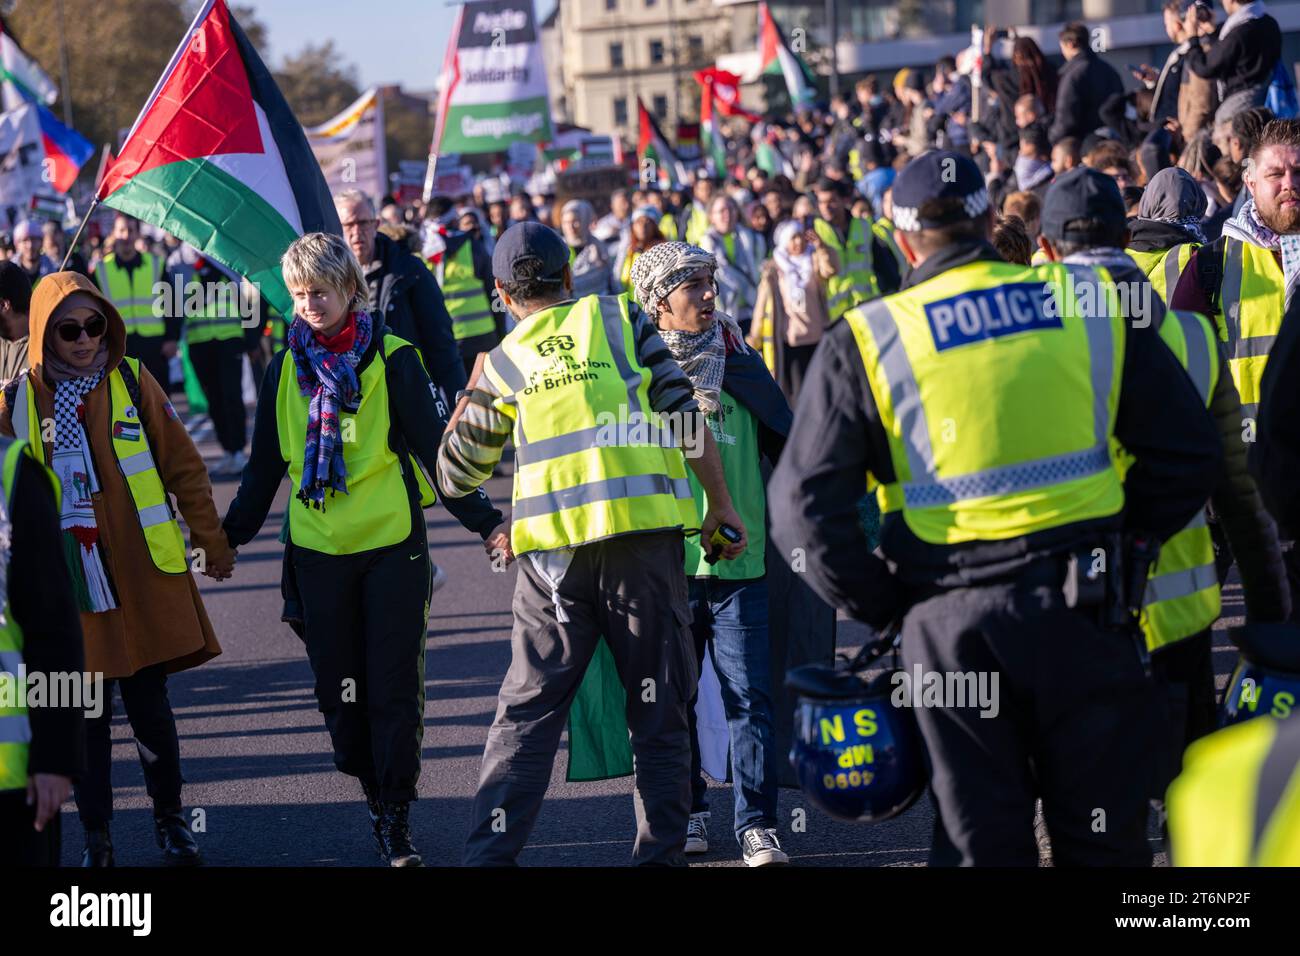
[{"x1": 243, "y1": 0, "x2": 556, "y2": 94}]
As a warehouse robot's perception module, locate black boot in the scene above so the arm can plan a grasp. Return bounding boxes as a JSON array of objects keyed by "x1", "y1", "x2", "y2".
[
  {"x1": 361, "y1": 781, "x2": 382, "y2": 855},
  {"x1": 375, "y1": 801, "x2": 422, "y2": 867},
  {"x1": 82, "y1": 826, "x2": 114, "y2": 867},
  {"x1": 154, "y1": 810, "x2": 202, "y2": 866}
]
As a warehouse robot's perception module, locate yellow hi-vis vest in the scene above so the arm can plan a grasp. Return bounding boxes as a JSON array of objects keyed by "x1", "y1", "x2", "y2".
[
  {"x1": 816, "y1": 217, "x2": 880, "y2": 322},
  {"x1": 843, "y1": 260, "x2": 1125, "y2": 545},
  {"x1": 1140, "y1": 309, "x2": 1221, "y2": 650},
  {"x1": 184, "y1": 277, "x2": 245, "y2": 345},
  {"x1": 441, "y1": 242, "x2": 496, "y2": 342},
  {"x1": 1168, "y1": 715, "x2": 1300, "y2": 865},
  {"x1": 872, "y1": 217, "x2": 909, "y2": 277},
  {"x1": 684, "y1": 204, "x2": 710, "y2": 246},
  {"x1": 0, "y1": 438, "x2": 35, "y2": 791},
  {"x1": 1220, "y1": 238, "x2": 1285, "y2": 422},
  {"x1": 97, "y1": 253, "x2": 164, "y2": 338},
  {"x1": 1127, "y1": 243, "x2": 1197, "y2": 305},
  {"x1": 13, "y1": 359, "x2": 188, "y2": 574},
  {"x1": 277, "y1": 333, "x2": 435, "y2": 556},
  {"x1": 481, "y1": 294, "x2": 696, "y2": 555}
]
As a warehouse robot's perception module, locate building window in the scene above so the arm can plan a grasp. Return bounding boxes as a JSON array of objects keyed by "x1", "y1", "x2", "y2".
[
  {"x1": 653, "y1": 94, "x2": 668, "y2": 118},
  {"x1": 646, "y1": 0, "x2": 657, "y2": 6},
  {"x1": 649, "y1": 39, "x2": 665, "y2": 65},
  {"x1": 614, "y1": 97, "x2": 628, "y2": 126},
  {"x1": 609, "y1": 42, "x2": 624, "y2": 69},
  {"x1": 605, "y1": 0, "x2": 616, "y2": 8},
  {"x1": 687, "y1": 35, "x2": 703, "y2": 61}
]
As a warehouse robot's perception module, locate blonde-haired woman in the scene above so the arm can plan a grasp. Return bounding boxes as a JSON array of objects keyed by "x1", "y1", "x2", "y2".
[{"x1": 221, "y1": 232, "x2": 506, "y2": 867}]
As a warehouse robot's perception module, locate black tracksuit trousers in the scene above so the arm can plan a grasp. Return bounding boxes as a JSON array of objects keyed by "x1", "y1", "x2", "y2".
[
  {"x1": 292, "y1": 525, "x2": 433, "y2": 804},
  {"x1": 188, "y1": 338, "x2": 247, "y2": 453},
  {"x1": 901, "y1": 576, "x2": 1160, "y2": 867}
]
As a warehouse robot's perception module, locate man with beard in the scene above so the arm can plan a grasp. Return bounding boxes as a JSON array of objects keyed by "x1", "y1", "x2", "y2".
[{"x1": 1172, "y1": 118, "x2": 1300, "y2": 615}]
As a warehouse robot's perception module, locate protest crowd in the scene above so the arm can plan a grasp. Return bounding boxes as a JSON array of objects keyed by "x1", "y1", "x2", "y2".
[{"x1": 7, "y1": 0, "x2": 1300, "y2": 876}]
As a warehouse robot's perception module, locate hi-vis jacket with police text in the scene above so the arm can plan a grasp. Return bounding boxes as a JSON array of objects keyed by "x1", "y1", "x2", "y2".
[
  {"x1": 222, "y1": 313, "x2": 503, "y2": 555},
  {"x1": 769, "y1": 240, "x2": 1223, "y2": 627}
]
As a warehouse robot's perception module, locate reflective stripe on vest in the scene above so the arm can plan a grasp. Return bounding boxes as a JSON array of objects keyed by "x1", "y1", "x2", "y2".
[
  {"x1": 0, "y1": 437, "x2": 31, "y2": 790},
  {"x1": 1220, "y1": 238, "x2": 1284, "y2": 420},
  {"x1": 816, "y1": 217, "x2": 880, "y2": 321},
  {"x1": 185, "y1": 279, "x2": 246, "y2": 344},
  {"x1": 442, "y1": 243, "x2": 496, "y2": 341},
  {"x1": 1140, "y1": 309, "x2": 1221, "y2": 649},
  {"x1": 483, "y1": 294, "x2": 696, "y2": 555},
  {"x1": 845, "y1": 260, "x2": 1125, "y2": 545},
  {"x1": 14, "y1": 362, "x2": 187, "y2": 573},
  {"x1": 98, "y1": 254, "x2": 164, "y2": 337}
]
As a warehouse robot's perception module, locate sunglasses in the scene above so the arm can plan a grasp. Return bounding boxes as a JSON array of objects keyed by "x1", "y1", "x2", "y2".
[{"x1": 56, "y1": 317, "x2": 107, "y2": 342}]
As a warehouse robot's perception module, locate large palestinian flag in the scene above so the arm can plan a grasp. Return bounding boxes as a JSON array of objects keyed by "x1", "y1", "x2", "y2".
[
  {"x1": 97, "y1": 0, "x2": 338, "y2": 314},
  {"x1": 759, "y1": 2, "x2": 816, "y2": 110}
]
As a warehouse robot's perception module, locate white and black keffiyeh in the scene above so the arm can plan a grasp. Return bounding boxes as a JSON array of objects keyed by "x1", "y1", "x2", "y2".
[{"x1": 52, "y1": 370, "x2": 116, "y2": 612}]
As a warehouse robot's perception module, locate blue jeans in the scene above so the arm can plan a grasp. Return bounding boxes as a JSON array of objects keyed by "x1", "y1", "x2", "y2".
[{"x1": 686, "y1": 577, "x2": 779, "y2": 842}]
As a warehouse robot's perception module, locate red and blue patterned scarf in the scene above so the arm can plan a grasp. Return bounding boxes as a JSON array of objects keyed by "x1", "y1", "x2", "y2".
[{"x1": 287, "y1": 310, "x2": 373, "y2": 510}]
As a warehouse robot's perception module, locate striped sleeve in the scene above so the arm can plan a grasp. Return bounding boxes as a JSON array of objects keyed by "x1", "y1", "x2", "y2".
[
  {"x1": 435, "y1": 373, "x2": 514, "y2": 498},
  {"x1": 628, "y1": 302, "x2": 700, "y2": 415}
]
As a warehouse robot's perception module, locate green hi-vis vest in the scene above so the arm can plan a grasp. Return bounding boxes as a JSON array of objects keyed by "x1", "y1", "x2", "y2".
[
  {"x1": 1220, "y1": 237, "x2": 1285, "y2": 421},
  {"x1": 442, "y1": 242, "x2": 496, "y2": 341},
  {"x1": 185, "y1": 278, "x2": 245, "y2": 345},
  {"x1": 815, "y1": 217, "x2": 880, "y2": 322},
  {"x1": 684, "y1": 392, "x2": 765, "y2": 579},
  {"x1": 1127, "y1": 243, "x2": 1196, "y2": 305},
  {"x1": 481, "y1": 294, "x2": 697, "y2": 556},
  {"x1": 1168, "y1": 716, "x2": 1300, "y2": 865},
  {"x1": 277, "y1": 333, "x2": 436, "y2": 556},
  {"x1": 1140, "y1": 310, "x2": 1221, "y2": 650},
  {"x1": 684, "y1": 205, "x2": 710, "y2": 246},
  {"x1": 13, "y1": 359, "x2": 188, "y2": 574},
  {"x1": 97, "y1": 253, "x2": 164, "y2": 338},
  {"x1": 0, "y1": 438, "x2": 35, "y2": 791},
  {"x1": 872, "y1": 217, "x2": 909, "y2": 277},
  {"x1": 843, "y1": 260, "x2": 1125, "y2": 545}
]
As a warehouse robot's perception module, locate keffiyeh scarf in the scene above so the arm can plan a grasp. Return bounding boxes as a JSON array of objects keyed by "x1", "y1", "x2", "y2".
[
  {"x1": 52, "y1": 369, "x2": 116, "y2": 612},
  {"x1": 1222, "y1": 197, "x2": 1300, "y2": 306},
  {"x1": 287, "y1": 311, "x2": 373, "y2": 510}
]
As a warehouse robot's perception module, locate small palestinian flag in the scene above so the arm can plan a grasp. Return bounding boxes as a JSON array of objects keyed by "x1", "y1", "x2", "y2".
[
  {"x1": 636, "y1": 97, "x2": 687, "y2": 189},
  {"x1": 759, "y1": 2, "x2": 816, "y2": 110},
  {"x1": 96, "y1": 0, "x2": 338, "y2": 315}
]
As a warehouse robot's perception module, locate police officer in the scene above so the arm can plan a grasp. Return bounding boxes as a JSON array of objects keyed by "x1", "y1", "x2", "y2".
[
  {"x1": 96, "y1": 214, "x2": 177, "y2": 391},
  {"x1": 770, "y1": 151, "x2": 1224, "y2": 865},
  {"x1": 1167, "y1": 715, "x2": 1300, "y2": 865},
  {"x1": 437, "y1": 222, "x2": 745, "y2": 866},
  {"x1": 1038, "y1": 166, "x2": 1289, "y2": 775},
  {"x1": 0, "y1": 436, "x2": 85, "y2": 867}
]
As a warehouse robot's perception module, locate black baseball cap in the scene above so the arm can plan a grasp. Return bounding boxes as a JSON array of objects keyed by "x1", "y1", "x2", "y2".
[
  {"x1": 491, "y1": 221, "x2": 569, "y2": 283},
  {"x1": 890, "y1": 150, "x2": 990, "y2": 232},
  {"x1": 1041, "y1": 166, "x2": 1127, "y2": 243}
]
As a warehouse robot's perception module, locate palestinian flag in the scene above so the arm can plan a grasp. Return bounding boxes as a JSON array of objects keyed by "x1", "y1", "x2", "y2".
[
  {"x1": 0, "y1": 26, "x2": 93, "y2": 193},
  {"x1": 0, "y1": 26, "x2": 57, "y2": 110},
  {"x1": 636, "y1": 97, "x2": 686, "y2": 189},
  {"x1": 97, "y1": 0, "x2": 338, "y2": 315},
  {"x1": 759, "y1": 2, "x2": 816, "y2": 110},
  {"x1": 700, "y1": 83, "x2": 727, "y2": 176}
]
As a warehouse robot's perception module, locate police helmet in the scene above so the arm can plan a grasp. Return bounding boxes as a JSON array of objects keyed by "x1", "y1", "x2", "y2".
[
  {"x1": 787, "y1": 644, "x2": 926, "y2": 823},
  {"x1": 1220, "y1": 623, "x2": 1300, "y2": 726}
]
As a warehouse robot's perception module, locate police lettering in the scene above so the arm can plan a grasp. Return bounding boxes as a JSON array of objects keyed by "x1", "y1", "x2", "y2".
[{"x1": 925, "y1": 283, "x2": 1061, "y2": 351}]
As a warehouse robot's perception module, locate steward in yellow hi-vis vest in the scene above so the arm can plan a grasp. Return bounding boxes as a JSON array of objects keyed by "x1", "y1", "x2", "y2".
[
  {"x1": 771, "y1": 156, "x2": 1224, "y2": 866},
  {"x1": 437, "y1": 219, "x2": 500, "y2": 377},
  {"x1": 0, "y1": 432, "x2": 86, "y2": 867},
  {"x1": 0, "y1": 270, "x2": 235, "y2": 867},
  {"x1": 1168, "y1": 715, "x2": 1300, "y2": 865},
  {"x1": 221, "y1": 232, "x2": 504, "y2": 868},
  {"x1": 813, "y1": 177, "x2": 897, "y2": 321},
  {"x1": 96, "y1": 215, "x2": 178, "y2": 391},
  {"x1": 437, "y1": 223, "x2": 746, "y2": 866}
]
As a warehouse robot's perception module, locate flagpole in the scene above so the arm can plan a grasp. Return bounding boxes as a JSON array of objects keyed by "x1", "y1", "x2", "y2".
[
  {"x1": 60, "y1": 196, "x2": 98, "y2": 271},
  {"x1": 55, "y1": 0, "x2": 74, "y2": 129},
  {"x1": 824, "y1": 0, "x2": 839, "y2": 101}
]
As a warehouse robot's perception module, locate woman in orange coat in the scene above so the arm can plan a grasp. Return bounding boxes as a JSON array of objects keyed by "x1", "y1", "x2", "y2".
[{"x1": 0, "y1": 271, "x2": 234, "y2": 866}]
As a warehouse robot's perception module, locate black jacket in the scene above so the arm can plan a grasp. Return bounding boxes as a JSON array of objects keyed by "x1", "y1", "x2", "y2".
[
  {"x1": 222, "y1": 315, "x2": 503, "y2": 551},
  {"x1": 768, "y1": 240, "x2": 1223, "y2": 627},
  {"x1": 1252, "y1": 290, "x2": 1300, "y2": 539},
  {"x1": 364, "y1": 232, "x2": 465, "y2": 402},
  {"x1": 11, "y1": 451, "x2": 85, "y2": 780},
  {"x1": 1126, "y1": 217, "x2": 1200, "y2": 253},
  {"x1": 1049, "y1": 50, "x2": 1125, "y2": 143},
  {"x1": 1185, "y1": 15, "x2": 1282, "y2": 99}
]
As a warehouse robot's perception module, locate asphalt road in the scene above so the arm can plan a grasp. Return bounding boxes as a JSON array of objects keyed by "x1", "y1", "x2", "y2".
[{"x1": 55, "y1": 425, "x2": 1245, "y2": 867}]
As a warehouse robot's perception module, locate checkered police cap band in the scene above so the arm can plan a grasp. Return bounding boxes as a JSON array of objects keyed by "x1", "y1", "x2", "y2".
[{"x1": 892, "y1": 187, "x2": 990, "y2": 233}]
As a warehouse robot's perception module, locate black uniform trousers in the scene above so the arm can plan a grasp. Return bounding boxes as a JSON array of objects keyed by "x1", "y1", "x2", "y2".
[
  {"x1": 457, "y1": 330, "x2": 499, "y2": 380},
  {"x1": 75, "y1": 662, "x2": 184, "y2": 828},
  {"x1": 0, "y1": 789, "x2": 61, "y2": 865},
  {"x1": 188, "y1": 337, "x2": 248, "y2": 453},
  {"x1": 124, "y1": 333, "x2": 171, "y2": 394},
  {"x1": 900, "y1": 575, "x2": 1158, "y2": 867},
  {"x1": 292, "y1": 523, "x2": 433, "y2": 804}
]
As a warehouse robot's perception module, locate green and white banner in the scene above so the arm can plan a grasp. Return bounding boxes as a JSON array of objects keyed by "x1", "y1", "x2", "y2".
[{"x1": 433, "y1": 0, "x2": 553, "y2": 156}]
